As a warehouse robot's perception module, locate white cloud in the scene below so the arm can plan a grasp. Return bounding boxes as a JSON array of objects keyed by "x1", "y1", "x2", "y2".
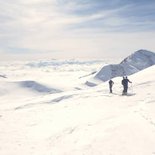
[{"x1": 0, "y1": 0, "x2": 155, "y2": 60}]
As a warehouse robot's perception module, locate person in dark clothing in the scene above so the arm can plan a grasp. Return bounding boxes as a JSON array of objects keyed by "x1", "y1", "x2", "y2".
[
  {"x1": 122, "y1": 76, "x2": 132, "y2": 95},
  {"x1": 109, "y1": 79, "x2": 114, "y2": 93}
]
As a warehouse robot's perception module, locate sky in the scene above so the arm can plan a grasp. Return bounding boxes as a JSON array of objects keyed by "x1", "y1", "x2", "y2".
[{"x1": 0, "y1": 0, "x2": 155, "y2": 60}]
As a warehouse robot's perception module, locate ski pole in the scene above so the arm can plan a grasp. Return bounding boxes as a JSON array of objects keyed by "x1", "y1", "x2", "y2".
[{"x1": 130, "y1": 83, "x2": 133, "y2": 93}]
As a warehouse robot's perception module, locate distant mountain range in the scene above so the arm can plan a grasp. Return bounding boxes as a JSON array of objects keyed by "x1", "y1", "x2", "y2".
[{"x1": 95, "y1": 49, "x2": 155, "y2": 82}]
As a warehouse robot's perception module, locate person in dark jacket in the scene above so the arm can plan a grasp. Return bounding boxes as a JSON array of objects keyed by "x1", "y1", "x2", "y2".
[
  {"x1": 122, "y1": 76, "x2": 132, "y2": 95},
  {"x1": 109, "y1": 79, "x2": 114, "y2": 93}
]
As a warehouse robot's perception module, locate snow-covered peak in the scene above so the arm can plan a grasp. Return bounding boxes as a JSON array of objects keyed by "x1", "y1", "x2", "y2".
[
  {"x1": 95, "y1": 49, "x2": 155, "y2": 82},
  {"x1": 121, "y1": 49, "x2": 155, "y2": 70}
]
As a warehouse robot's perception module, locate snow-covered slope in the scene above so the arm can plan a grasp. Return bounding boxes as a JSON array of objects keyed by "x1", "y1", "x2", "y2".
[
  {"x1": 95, "y1": 49, "x2": 155, "y2": 81},
  {"x1": 0, "y1": 60, "x2": 155, "y2": 155}
]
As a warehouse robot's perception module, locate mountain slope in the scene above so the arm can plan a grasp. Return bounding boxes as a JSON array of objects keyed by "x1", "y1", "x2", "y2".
[{"x1": 95, "y1": 49, "x2": 155, "y2": 81}]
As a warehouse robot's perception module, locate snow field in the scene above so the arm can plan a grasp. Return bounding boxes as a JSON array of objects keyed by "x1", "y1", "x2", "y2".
[{"x1": 0, "y1": 60, "x2": 155, "y2": 155}]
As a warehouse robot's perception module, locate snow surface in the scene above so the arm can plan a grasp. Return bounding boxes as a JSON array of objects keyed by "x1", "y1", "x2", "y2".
[
  {"x1": 0, "y1": 59, "x2": 155, "y2": 155},
  {"x1": 95, "y1": 49, "x2": 155, "y2": 82}
]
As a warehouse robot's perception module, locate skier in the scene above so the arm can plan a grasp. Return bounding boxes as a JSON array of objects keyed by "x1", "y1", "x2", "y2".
[
  {"x1": 121, "y1": 76, "x2": 132, "y2": 95},
  {"x1": 109, "y1": 79, "x2": 114, "y2": 93}
]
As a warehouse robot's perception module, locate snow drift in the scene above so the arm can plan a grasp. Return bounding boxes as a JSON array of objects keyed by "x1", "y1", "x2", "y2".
[
  {"x1": 0, "y1": 81, "x2": 62, "y2": 98},
  {"x1": 19, "y1": 81, "x2": 62, "y2": 93},
  {"x1": 0, "y1": 74, "x2": 7, "y2": 78},
  {"x1": 95, "y1": 49, "x2": 155, "y2": 81}
]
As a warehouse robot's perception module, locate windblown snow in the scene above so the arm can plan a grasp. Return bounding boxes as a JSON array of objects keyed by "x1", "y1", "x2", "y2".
[{"x1": 0, "y1": 56, "x2": 155, "y2": 155}]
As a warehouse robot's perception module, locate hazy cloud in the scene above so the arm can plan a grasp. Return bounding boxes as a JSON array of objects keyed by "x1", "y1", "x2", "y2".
[{"x1": 0, "y1": 0, "x2": 155, "y2": 60}]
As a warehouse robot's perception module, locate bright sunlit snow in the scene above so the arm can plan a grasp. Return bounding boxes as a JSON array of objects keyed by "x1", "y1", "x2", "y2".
[{"x1": 0, "y1": 58, "x2": 155, "y2": 155}]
